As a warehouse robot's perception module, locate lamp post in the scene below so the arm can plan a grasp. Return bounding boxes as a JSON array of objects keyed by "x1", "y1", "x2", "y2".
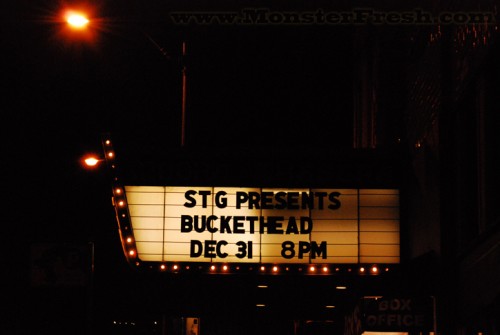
[
  {"x1": 70, "y1": 10, "x2": 188, "y2": 332},
  {"x1": 79, "y1": 136, "x2": 119, "y2": 335},
  {"x1": 62, "y1": 7, "x2": 189, "y2": 147},
  {"x1": 181, "y1": 41, "x2": 187, "y2": 147},
  {"x1": 145, "y1": 33, "x2": 188, "y2": 147}
]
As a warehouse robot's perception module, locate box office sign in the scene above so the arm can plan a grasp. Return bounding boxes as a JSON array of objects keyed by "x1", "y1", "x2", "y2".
[
  {"x1": 121, "y1": 187, "x2": 400, "y2": 264},
  {"x1": 362, "y1": 297, "x2": 434, "y2": 332}
]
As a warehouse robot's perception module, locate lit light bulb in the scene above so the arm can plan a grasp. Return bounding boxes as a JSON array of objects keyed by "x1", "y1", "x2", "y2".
[
  {"x1": 66, "y1": 12, "x2": 89, "y2": 29},
  {"x1": 84, "y1": 157, "x2": 99, "y2": 166}
]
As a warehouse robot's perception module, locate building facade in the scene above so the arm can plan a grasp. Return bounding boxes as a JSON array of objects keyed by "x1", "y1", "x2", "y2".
[{"x1": 401, "y1": 1, "x2": 500, "y2": 333}]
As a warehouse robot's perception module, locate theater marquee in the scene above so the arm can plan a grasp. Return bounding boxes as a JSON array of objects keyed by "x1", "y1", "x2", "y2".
[{"x1": 114, "y1": 186, "x2": 400, "y2": 271}]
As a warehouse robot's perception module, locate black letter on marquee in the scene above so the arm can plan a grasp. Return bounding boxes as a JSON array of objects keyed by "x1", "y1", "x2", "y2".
[
  {"x1": 300, "y1": 217, "x2": 313, "y2": 234},
  {"x1": 287, "y1": 192, "x2": 300, "y2": 209},
  {"x1": 184, "y1": 190, "x2": 197, "y2": 208},
  {"x1": 220, "y1": 216, "x2": 232, "y2": 233},
  {"x1": 236, "y1": 192, "x2": 248, "y2": 209},
  {"x1": 275, "y1": 191, "x2": 287, "y2": 209},
  {"x1": 315, "y1": 192, "x2": 328, "y2": 209},
  {"x1": 286, "y1": 217, "x2": 299, "y2": 234},
  {"x1": 190, "y1": 240, "x2": 202, "y2": 257},
  {"x1": 311, "y1": 241, "x2": 327, "y2": 259},
  {"x1": 199, "y1": 190, "x2": 211, "y2": 208},
  {"x1": 261, "y1": 192, "x2": 274, "y2": 209},
  {"x1": 233, "y1": 216, "x2": 245, "y2": 233},
  {"x1": 281, "y1": 241, "x2": 295, "y2": 259},
  {"x1": 216, "y1": 240, "x2": 228, "y2": 258},
  {"x1": 181, "y1": 215, "x2": 193, "y2": 232},
  {"x1": 206, "y1": 215, "x2": 218, "y2": 233},
  {"x1": 247, "y1": 216, "x2": 258, "y2": 234},
  {"x1": 328, "y1": 192, "x2": 341, "y2": 210},
  {"x1": 298, "y1": 241, "x2": 311, "y2": 258},
  {"x1": 301, "y1": 192, "x2": 314, "y2": 209},
  {"x1": 215, "y1": 191, "x2": 227, "y2": 208},
  {"x1": 204, "y1": 240, "x2": 216, "y2": 258},
  {"x1": 248, "y1": 192, "x2": 261, "y2": 209}
]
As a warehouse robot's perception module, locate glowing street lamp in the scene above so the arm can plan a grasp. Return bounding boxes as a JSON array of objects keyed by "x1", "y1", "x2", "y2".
[
  {"x1": 57, "y1": 7, "x2": 99, "y2": 45},
  {"x1": 66, "y1": 12, "x2": 90, "y2": 30},
  {"x1": 82, "y1": 156, "x2": 105, "y2": 169},
  {"x1": 81, "y1": 136, "x2": 116, "y2": 170},
  {"x1": 83, "y1": 156, "x2": 103, "y2": 167}
]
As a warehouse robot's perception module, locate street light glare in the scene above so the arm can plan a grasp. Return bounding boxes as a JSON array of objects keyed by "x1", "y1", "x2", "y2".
[
  {"x1": 84, "y1": 157, "x2": 101, "y2": 167},
  {"x1": 57, "y1": 7, "x2": 101, "y2": 46},
  {"x1": 66, "y1": 12, "x2": 89, "y2": 29}
]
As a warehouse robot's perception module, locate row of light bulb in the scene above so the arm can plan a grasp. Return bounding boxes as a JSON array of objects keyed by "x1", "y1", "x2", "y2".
[{"x1": 130, "y1": 261, "x2": 390, "y2": 275}]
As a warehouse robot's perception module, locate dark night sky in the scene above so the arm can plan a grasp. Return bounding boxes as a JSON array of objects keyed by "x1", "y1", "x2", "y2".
[
  {"x1": 3, "y1": 0, "x2": 415, "y2": 151},
  {"x1": 2, "y1": 0, "x2": 416, "y2": 330}
]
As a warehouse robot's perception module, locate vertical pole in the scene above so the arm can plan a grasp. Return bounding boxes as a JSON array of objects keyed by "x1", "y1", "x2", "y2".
[
  {"x1": 432, "y1": 295, "x2": 438, "y2": 335},
  {"x1": 87, "y1": 241, "x2": 95, "y2": 335},
  {"x1": 181, "y1": 41, "x2": 187, "y2": 147},
  {"x1": 162, "y1": 314, "x2": 167, "y2": 335},
  {"x1": 357, "y1": 189, "x2": 361, "y2": 263}
]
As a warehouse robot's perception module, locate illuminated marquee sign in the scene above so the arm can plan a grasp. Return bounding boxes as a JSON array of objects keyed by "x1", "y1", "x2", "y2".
[{"x1": 117, "y1": 186, "x2": 400, "y2": 268}]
